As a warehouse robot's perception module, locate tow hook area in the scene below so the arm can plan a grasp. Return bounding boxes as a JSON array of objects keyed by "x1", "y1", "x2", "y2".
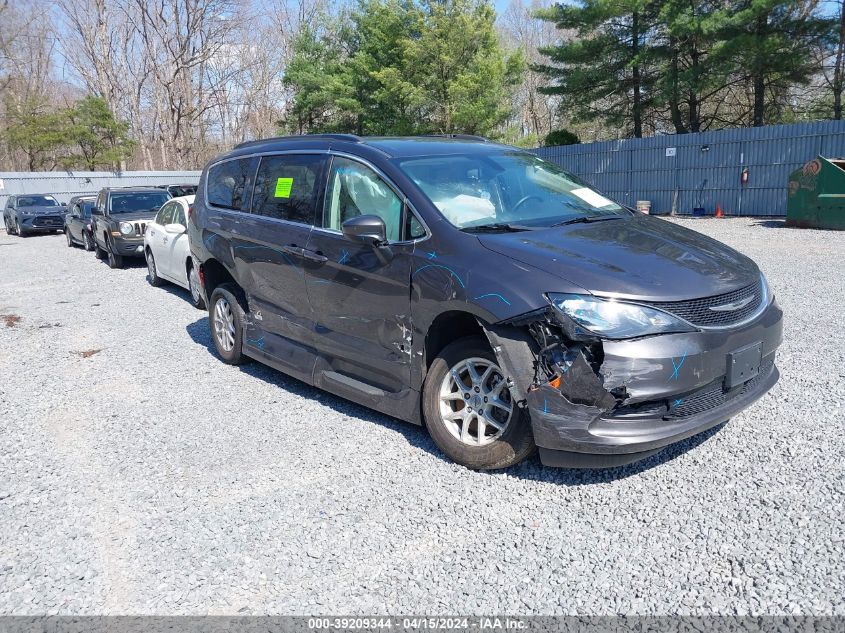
[{"x1": 481, "y1": 310, "x2": 624, "y2": 446}]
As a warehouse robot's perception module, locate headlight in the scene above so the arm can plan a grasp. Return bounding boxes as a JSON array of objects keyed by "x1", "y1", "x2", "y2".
[
  {"x1": 547, "y1": 293, "x2": 693, "y2": 339},
  {"x1": 759, "y1": 271, "x2": 770, "y2": 305},
  {"x1": 119, "y1": 222, "x2": 134, "y2": 235}
]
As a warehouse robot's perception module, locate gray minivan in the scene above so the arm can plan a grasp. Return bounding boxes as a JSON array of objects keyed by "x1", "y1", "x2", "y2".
[{"x1": 188, "y1": 134, "x2": 782, "y2": 470}]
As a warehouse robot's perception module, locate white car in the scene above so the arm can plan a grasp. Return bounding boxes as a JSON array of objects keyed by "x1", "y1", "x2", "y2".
[{"x1": 143, "y1": 195, "x2": 205, "y2": 309}]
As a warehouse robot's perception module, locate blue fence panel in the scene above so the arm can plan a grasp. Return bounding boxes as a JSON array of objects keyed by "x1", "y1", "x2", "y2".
[{"x1": 535, "y1": 120, "x2": 845, "y2": 216}]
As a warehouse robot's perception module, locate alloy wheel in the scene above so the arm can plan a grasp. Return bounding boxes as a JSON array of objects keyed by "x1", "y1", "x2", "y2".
[
  {"x1": 213, "y1": 298, "x2": 236, "y2": 352},
  {"x1": 189, "y1": 265, "x2": 201, "y2": 304},
  {"x1": 146, "y1": 251, "x2": 156, "y2": 281},
  {"x1": 438, "y1": 357, "x2": 513, "y2": 446}
]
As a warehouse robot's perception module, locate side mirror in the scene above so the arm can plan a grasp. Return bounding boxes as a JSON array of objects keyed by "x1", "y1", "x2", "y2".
[
  {"x1": 165, "y1": 223, "x2": 186, "y2": 234},
  {"x1": 341, "y1": 215, "x2": 387, "y2": 245}
]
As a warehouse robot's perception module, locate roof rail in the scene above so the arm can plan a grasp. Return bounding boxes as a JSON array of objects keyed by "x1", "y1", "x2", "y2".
[
  {"x1": 233, "y1": 134, "x2": 362, "y2": 150},
  {"x1": 421, "y1": 134, "x2": 492, "y2": 142}
]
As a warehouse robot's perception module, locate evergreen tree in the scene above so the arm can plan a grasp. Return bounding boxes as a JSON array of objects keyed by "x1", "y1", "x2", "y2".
[
  {"x1": 3, "y1": 96, "x2": 71, "y2": 170},
  {"x1": 535, "y1": 0, "x2": 660, "y2": 138},
  {"x1": 283, "y1": 0, "x2": 522, "y2": 137},
  {"x1": 716, "y1": 0, "x2": 829, "y2": 126},
  {"x1": 63, "y1": 96, "x2": 135, "y2": 170},
  {"x1": 653, "y1": 0, "x2": 730, "y2": 133}
]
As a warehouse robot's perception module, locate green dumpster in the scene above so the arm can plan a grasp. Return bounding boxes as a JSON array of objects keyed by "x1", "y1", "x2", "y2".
[{"x1": 786, "y1": 156, "x2": 845, "y2": 230}]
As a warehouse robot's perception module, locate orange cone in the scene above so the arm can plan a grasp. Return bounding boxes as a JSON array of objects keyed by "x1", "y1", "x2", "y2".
[{"x1": 715, "y1": 204, "x2": 724, "y2": 218}]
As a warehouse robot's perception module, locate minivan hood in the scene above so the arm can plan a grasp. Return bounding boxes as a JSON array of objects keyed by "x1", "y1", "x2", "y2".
[{"x1": 477, "y1": 215, "x2": 759, "y2": 302}]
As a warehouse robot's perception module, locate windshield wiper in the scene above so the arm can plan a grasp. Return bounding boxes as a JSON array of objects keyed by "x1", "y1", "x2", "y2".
[
  {"x1": 552, "y1": 214, "x2": 625, "y2": 228},
  {"x1": 460, "y1": 222, "x2": 536, "y2": 233}
]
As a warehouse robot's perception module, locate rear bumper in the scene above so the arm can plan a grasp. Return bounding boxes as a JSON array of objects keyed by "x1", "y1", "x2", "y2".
[{"x1": 526, "y1": 299, "x2": 783, "y2": 467}]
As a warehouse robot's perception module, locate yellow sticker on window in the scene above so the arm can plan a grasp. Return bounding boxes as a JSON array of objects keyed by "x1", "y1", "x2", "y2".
[{"x1": 274, "y1": 177, "x2": 293, "y2": 198}]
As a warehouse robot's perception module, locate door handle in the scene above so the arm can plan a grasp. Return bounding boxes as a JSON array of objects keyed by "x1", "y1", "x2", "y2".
[
  {"x1": 281, "y1": 244, "x2": 328, "y2": 264},
  {"x1": 300, "y1": 249, "x2": 328, "y2": 264}
]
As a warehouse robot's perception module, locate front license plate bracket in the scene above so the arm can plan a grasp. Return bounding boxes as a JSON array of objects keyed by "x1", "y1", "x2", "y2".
[{"x1": 726, "y1": 342, "x2": 762, "y2": 389}]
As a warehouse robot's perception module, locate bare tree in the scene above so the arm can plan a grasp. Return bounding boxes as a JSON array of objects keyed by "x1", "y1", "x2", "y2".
[{"x1": 499, "y1": 0, "x2": 562, "y2": 143}]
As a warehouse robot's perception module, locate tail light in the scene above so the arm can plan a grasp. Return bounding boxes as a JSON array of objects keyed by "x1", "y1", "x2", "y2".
[{"x1": 188, "y1": 205, "x2": 193, "y2": 220}]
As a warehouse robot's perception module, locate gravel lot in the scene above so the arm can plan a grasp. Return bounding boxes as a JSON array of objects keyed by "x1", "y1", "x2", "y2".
[{"x1": 0, "y1": 217, "x2": 843, "y2": 616}]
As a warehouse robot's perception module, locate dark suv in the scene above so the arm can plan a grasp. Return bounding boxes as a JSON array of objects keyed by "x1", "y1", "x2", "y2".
[
  {"x1": 91, "y1": 187, "x2": 171, "y2": 268},
  {"x1": 189, "y1": 134, "x2": 782, "y2": 470},
  {"x1": 3, "y1": 194, "x2": 67, "y2": 235}
]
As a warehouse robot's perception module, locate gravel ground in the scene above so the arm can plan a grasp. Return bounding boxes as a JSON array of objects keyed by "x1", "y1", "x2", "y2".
[{"x1": 0, "y1": 217, "x2": 843, "y2": 616}]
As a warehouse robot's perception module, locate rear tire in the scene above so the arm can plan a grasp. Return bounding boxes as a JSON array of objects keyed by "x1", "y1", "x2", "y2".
[
  {"x1": 209, "y1": 284, "x2": 249, "y2": 365},
  {"x1": 422, "y1": 336, "x2": 535, "y2": 470},
  {"x1": 146, "y1": 249, "x2": 164, "y2": 286},
  {"x1": 187, "y1": 261, "x2": 206, "y2": 310}
]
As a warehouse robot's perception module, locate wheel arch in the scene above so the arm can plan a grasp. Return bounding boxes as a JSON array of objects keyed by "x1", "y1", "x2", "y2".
[
  {"x1": 201, "y1": 258, "x2": 241, "y2": 305},
  {"x1": 423, "y1": 310, "x2": 487, "y2": 373}
]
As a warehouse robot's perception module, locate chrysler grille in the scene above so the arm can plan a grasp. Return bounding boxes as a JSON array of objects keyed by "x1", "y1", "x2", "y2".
[{"x1": 646, "y1": 279, "x2": 764, "y2": 327}]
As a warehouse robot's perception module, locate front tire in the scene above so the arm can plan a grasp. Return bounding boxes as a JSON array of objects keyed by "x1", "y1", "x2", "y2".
[
  {"x1": 83, "y1": 231, "x2": 95, "y2": 252},
  {"x1": 65, "y1": 229, "x2": 74, "y2": 247},
  {"x1": 16, "y1": 220, "x2": 26, "y2": 237},
  {"x1": 422, "y1": 336, "x2": 535, "y2": 470},
  {"x1": 107, "y1": 246, "x2": 123, "y2": 269},
  {"x1": 209, "y1": 284, "x2": 249, "y2": 365},
  {"x1": 146, "y1": 249, "x2": 164, "y2": 286}
]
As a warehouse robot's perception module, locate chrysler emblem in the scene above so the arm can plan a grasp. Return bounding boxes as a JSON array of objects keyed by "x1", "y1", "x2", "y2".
[{"x1": 709, "y1": 296, "x2": 755, "y2": 312}]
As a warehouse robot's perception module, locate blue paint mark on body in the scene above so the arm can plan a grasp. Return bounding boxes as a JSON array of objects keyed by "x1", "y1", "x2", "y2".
[
  {"x1": 543, "y1": 398, "x2": 548, "y2": 414},
  {"x1": 338, "y1": 249, "x2": 350, "y2": 265},
  {"x1": 246, "y1": 335, "x2": 265, "y2": 349},
  {"x1": 669, "y1": 351, "x2": 687, "y2": 380},
  {"x1": 474, "y1": 293, "x2": 511, "y2": 306},
  {"x1": 412, "y1": 264, "x2": 466, "y2": 288},
  {"x1": 673, "y1": 398, "x2": 683, "y2": 407},
  {"x1": 426, "y1": 251, "x2": 437, "y2": 260}
]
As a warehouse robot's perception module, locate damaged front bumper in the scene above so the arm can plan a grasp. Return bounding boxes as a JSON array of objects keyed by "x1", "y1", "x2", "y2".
[{"x1": 489, "y1": 299, "x2": 783, "y2": 469}]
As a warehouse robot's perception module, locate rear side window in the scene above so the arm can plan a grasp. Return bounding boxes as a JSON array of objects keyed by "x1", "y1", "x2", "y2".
[
  {"x1": 251, "y1": 154, "x2": 326, "y2": 224},
  {"x1": 206, "y1": 158, "x2": 257, "y2": 211}
]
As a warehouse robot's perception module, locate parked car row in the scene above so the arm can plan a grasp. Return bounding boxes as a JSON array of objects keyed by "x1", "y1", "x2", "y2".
[
  {"x1": 4, "y1": 136, "x2": 783, "y2": 471},
  {"x1": 53, "y1": 186, "x2": 204, "y2": 309}
]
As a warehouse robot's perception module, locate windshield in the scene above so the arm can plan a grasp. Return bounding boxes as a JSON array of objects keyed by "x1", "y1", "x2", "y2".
[
  {"x1": 396, "y1": 152, "x2": 628, "y2": 229},
  {"x1": 168, "y1": 185, "x2": 196, "y2": 197},
  {"x1": 109, "y1": 192, "x2": 171, "y2": 214},
  {"x1": 17, "y1": 195, "x2": 58, "y2": 208}
]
